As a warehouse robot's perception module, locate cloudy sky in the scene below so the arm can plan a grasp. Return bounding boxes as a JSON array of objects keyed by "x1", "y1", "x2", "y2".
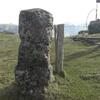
[{"x1": 0, "y1": 0, "x2": 99, "y2": 25}]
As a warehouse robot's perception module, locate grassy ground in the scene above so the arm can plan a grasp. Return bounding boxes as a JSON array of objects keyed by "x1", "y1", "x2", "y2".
[{"x1": 0, "y1": 33, "x2": 100, "y2": 100}]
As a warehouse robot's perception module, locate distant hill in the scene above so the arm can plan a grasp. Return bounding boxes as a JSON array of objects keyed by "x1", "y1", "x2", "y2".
[
  {"x1": 0, "y1": 24, "x2": 18, "y2": 34},
  {"x1": 0, "y1": 23, "x2": 87, "y2": 36},
  {"x1": 64, "y1": 24, "x2": 87, "y2": 36}
]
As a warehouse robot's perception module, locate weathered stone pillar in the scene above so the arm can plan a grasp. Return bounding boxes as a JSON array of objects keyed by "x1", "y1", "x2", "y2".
[{"x1": 15, "y1": 8, "x2": 53, "y2": 99}]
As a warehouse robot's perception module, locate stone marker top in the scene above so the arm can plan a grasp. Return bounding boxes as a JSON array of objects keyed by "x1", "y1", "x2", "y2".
[
  {"x1": 19, "y1": 8, "x2": 53, "y2": 44},
  {"x1": 20, "y1": 8, "x2": 52, "y2": 16}
]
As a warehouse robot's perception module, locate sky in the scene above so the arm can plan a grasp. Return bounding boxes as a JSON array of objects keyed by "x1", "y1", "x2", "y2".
[{"x1": 0, "y1": 0, "x2": 99, "y2": 25}]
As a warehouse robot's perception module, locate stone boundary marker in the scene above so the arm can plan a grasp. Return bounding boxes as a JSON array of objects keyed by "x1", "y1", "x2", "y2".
[{"x1": 15, "y1": 8, "x2": 53, "y2": 100}]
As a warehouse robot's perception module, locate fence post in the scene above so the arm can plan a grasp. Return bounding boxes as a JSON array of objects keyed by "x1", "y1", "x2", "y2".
[{"x1": 54, "y1": 24, "x2": 64, "y2": 74}]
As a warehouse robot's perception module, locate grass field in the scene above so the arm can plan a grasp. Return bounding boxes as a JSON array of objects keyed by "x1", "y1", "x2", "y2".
[{"x1": 0, "y1": 33, "x2": 100, "y2": 100}]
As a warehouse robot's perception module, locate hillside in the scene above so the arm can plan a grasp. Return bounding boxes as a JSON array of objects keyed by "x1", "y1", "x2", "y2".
[
  {"x1": 0, "y1": 33, "x2": 100, "y2": 100},
  {"x1": 0, "y1": 24, "x2": 18, "y2": 34},
  {"x1": 64, "y1": 24, "x2": 86, "y2": 36}
]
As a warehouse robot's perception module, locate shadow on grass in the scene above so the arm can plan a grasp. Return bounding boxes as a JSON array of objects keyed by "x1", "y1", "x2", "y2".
[
  {"x1": 89, "y1": 53, "x2": 100, "y2": 58},
  {"x1": 80, "y1": 73, "x2": 100, "y2": 83},
  {"x1": 0, "y1": 83, "x2": 33, "y2": 100},
  {"x1": 0, "y1": 83, "x2": 19, "y2": 100},
  {"x1": 64, "y1": 45, "x2": 100, "y2": 61}
]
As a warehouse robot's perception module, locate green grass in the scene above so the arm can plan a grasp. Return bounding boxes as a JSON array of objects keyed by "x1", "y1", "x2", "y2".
[{"x1": 0, "y1": 33, "x2": 100, "y2": 100}]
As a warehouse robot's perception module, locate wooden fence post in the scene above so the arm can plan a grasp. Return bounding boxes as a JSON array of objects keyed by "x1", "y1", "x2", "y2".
[{"x1": 54, "y1": 24, "x2": 64, "y2": 74}]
